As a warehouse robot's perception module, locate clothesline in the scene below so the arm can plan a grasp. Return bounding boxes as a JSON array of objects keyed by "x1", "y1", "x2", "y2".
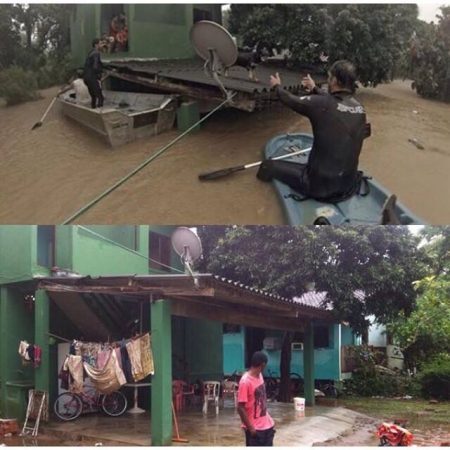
[{"x1": 60, "y1": 332, "x2": 154, "y2": 395}]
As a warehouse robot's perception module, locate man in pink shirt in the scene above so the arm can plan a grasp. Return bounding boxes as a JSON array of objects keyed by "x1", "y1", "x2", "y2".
[{"x1": 238, "y1": 351, "x2": 275, "y2": 446}]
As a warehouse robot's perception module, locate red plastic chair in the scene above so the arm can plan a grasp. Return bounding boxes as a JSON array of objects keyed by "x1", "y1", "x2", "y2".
[{"x1": 172, "y1": 380, "x2": 194, "y2": 413}]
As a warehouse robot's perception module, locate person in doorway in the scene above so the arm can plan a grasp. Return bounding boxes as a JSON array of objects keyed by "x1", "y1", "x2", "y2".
[
  {"x1": 237, "y1": 351, "x2": 275, "y2": 446},
  {"x1": 83, "y1": 38, "x2": 104, "y2": 109},
  {"x1": 258, "y1": 60, "x2": 370, "y2": 203}
]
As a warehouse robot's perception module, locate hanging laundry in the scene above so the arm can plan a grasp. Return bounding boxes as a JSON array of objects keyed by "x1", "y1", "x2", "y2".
[
  {"x1": 18, "y1": 341, "x2": 30, "y2": 361},
  {"x1": 126, "y1": 338, "x2": 145, "y2": 382},
  {"x1": 140, "y1": 333, "x2": 155, "y2": 377},
  {"x1": 96, "y1": 349, "x2": 110, "y2": 370},
  {"x1": 66, "y1": 355, "x2": 84, "y2": 394},
  {"x1": 114, "y1": 347, "x2": 122, "y2": 369},
  {"x1": 34, "y1": 345, "x2": 42, "y2": 368},
  {"x1": 120, "y1": 340, "x2": 134, "y2": 383},
  {"x1": 83, "y1": 350, "x2": 126, "y2": 394},
  {"x1": 58, "y1": 359, "x2": 72, "y2": 391}
]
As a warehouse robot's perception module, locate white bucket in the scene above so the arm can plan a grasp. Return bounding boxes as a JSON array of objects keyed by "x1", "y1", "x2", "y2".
[{"x1": 293, "y1": 397, "x2": 305, "y2": 412}]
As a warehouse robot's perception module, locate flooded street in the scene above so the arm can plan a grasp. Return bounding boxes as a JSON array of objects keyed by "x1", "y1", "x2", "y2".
[{"x1": 0, "y1": 80, "x2": 449, "y2": 224}]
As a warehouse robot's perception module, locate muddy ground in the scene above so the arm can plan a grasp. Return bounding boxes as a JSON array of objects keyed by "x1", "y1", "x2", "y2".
[{"x1": 0, "y1": 80, "x2": 449, "y2": 224}]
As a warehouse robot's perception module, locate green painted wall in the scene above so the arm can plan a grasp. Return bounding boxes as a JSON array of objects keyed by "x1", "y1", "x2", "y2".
[
  {"x1": 0, "y1": 226, "x2": 50, "y2": 284},
  {"x1": 70, "y1": 4, "x2": 222, "y2": 67},
  {"x1": 341, "y1": 325, "x2": 356, "y2": 345},
  {"x1": 70, "y1": 226, "x2": 149, "y2": 275},
  {"x1": 173, "y1": 316, "x2": 223, "y2": 382},
  {"x1": 185, "y1": 318, "x2": 223, "y2": 381},
  {"x1": 223, "y1": 329, "x2": 245, "y2": 376},
  {"x1": 0, "y1": 287, "x2": 35, "y2": 419}
]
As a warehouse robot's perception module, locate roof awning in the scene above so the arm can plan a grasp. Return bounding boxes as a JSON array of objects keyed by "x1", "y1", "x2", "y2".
[{"x1": 36, "y1": 274, "x2": 334, "y2": 332}]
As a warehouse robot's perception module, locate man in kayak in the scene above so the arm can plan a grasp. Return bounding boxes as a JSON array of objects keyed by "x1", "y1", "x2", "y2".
[
  {"x1": 83, "y1": 38, "x2": 104, "y2": 109},
  {"x1": 258, "y1": 60, "x2": 370, "y2": 202},
  {"x1": 237, "y1": 351, "x2": 275, "y2": 446}
]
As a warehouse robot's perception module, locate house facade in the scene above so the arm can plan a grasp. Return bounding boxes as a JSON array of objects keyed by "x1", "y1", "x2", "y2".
[
  {"x1": 0, "y1": 225, "x2": 223, "y2": 425},
  {"x1": 70, "y1": 4, "x2": 222, "y2": 67},
  {"x1": 224, "y1": 322, "x2": 358, "y2": 382}
]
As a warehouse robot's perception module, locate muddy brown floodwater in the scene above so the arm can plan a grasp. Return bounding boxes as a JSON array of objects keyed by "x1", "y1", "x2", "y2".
[{"x1": 0, "y1": 80, "x2": 449, "y2": 224}]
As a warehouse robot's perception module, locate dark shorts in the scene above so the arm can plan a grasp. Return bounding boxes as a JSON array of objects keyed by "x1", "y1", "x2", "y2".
[{"x1": 245, "y1": 427, "x2": 275, "y2": 446}]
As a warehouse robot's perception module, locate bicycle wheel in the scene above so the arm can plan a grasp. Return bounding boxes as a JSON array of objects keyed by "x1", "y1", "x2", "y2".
[
  {"x1": 54, "y1": 392, "x2": 82, "y2": 421},
  {"x1": 101, "y1": 391, "x2": 128, "y2": 416}
]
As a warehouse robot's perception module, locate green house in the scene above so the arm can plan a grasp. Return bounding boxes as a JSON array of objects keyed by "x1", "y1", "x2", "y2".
[
  {"x1": 0, "y1": 226, "x2": 223, "y2": 440},
  {"x1": 0, "y1": 225, "x2": 334, "y2": 445},
  {"x1": 70, "y1": 4, "x2": 222, "y2": 67}
]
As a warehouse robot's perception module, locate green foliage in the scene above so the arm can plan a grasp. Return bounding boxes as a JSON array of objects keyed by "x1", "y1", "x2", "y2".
[
  {"x1": 199, "y1": 226, "x2": 427, "y2": 334},
  {"x1": 0, "y1": 66, "x2": 40, "y2": 106},
  {"x1": 418, "y1": 354, "x2": 450, "y2": 399},
  {"x1": 410, "y1": 7, "x2": 450, "y2": 102},
  {"x1": 228, "y1": 4, "x2": 419, "y2": 86},
  {"x1": 0, "y1": 4, "x2": 74, "y2": 90},
  {"x1": 342, "y1": 346, "x2": 420, "y2": 397},
  {"x1": 387, "y1": 276, "x2": 450, "y2": 368}
]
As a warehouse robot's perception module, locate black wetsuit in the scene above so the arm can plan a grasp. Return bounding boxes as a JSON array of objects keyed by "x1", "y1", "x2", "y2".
[
  {"x1": 257, "y1": 86, "x2": 368, "y2": 202},
  {"x1": 83, "y1": 48, "x2": 104, "y2": 108}
]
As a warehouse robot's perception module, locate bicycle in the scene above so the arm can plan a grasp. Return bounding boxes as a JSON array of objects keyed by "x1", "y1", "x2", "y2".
[{"x1": 54, "y1": 386, "x2": 128, "y2": 421}]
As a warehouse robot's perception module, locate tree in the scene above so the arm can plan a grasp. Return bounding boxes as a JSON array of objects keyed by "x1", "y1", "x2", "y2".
[
  {"x1": 228, "y1": 4, "x2": 420, "y2": 86},
  {"x1": 387, "y1": 275, "x2": 450, "y2": 369},
  {"x1": 410, "y1": 6, "x2": 450, "y2": 102},
  {"x1": 199, "y1": 226, "x2": 427, "y2": 401},
  {"x1": 0, "y1": 4, "x2": 21, "y2": 69}
]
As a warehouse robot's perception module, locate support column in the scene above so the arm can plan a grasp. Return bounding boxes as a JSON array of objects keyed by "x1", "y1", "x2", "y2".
[
  {"x1": 34, "y1": 289, "x2": 50, "y2": 394},
  {"x1": 151, "y1": 299, "x2": 172, "y2": 446},
  {"x1": 303, "y1": 322, "x2": 315, "y2": 406}
]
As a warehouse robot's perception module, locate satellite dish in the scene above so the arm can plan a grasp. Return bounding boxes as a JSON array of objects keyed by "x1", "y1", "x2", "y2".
[
  {"x1": 190, "y1": 20, "x2": 238, "y2": 68},
  {"x1": 190, "y1": 20, "x2": 237, "y2": 100},
  {"x1": 171, "y1": 227, "x2": 203, "y2": 287}
]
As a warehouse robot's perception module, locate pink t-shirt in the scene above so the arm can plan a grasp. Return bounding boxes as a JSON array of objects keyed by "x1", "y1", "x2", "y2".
[{"x1": 238, "y1": 372, "x2": 275, "y2": 431}]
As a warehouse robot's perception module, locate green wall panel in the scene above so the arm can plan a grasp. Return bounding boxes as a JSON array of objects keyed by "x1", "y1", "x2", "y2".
[
  {"x1": 0, "y1": 287, "x2": 35, "y2": 418},
  {"x1": 185, "y1": 318, "x2": 223, "y2": 381}
]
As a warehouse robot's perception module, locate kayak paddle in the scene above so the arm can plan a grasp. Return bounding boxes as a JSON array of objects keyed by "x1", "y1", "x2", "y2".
[
  {"x1": 31, "y1": 84, "x2": 73, "y2": 130},
  {"x1": 198, "y1": 146, "x2": 312, "y2": 181}
]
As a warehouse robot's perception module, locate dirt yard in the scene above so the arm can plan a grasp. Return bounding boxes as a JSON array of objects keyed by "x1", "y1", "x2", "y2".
[{"x1": 0, "y1": 80, "x2": 449, "y2": 224}]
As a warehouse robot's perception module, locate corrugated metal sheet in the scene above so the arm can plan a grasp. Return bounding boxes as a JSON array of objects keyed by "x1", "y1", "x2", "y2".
[{"x1": 106, "y1": 58, "x2": 322, "y2": 96}]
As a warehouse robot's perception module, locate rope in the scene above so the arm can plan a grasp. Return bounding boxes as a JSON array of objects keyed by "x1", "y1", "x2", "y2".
[{"x1": 63, "y1": 93, "x2": 236, "y2": 224}]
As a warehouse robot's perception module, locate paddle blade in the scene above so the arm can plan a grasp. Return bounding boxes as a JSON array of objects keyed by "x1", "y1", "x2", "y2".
[
  {"x1": 31, "y1": 122, "x2": 42, "y2": 130},
  {"x1": 198, "y1": 165, "x2": 244, "y2": 181}
]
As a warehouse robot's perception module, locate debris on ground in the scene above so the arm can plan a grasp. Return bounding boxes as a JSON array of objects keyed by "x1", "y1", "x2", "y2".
[{"x1": 408, "y1": 137, "x2": 425, "y2": 150}]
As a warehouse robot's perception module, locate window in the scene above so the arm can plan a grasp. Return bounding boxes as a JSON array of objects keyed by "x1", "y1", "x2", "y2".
[
  {"x1": 37, "y1": 226, "x2": 55, "y2": 268},
  {"x1": 100, "y1": 4, "x2": 129, "y2": 54},
  {"x1": 149, "y1": 232, "x2": 171, "y2": 272},
  {"x1": 314, "y1": 325, "x2": 330, "y2": 348}
]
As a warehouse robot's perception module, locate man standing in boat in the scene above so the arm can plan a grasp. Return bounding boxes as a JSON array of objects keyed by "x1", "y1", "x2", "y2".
[
  {"x1": 83, "y1": 38, "x2": 104, "y2": 109},
  {"x1": 258, "y1": 60, "x2": 370, "y2": 203}
]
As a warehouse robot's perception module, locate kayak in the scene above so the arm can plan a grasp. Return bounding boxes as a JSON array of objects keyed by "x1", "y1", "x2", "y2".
[{"x1": 264, "y1": 133, "x2": 425, "y2": 225}]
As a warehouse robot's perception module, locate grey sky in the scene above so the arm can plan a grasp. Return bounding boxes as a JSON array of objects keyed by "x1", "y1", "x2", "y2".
[{"x1": 419, "y1": 3, "x2": 446, "y2": 22}]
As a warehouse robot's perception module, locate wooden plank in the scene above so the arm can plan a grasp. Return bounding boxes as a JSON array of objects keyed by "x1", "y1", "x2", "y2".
[{"x1": 170, "y1": 298, "x2": 306, "y2": 332}]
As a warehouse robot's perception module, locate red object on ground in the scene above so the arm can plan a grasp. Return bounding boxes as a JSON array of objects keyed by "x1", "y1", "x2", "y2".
[{"x1": 376, "y1": 422, "x2": 414, "y2": 446}]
